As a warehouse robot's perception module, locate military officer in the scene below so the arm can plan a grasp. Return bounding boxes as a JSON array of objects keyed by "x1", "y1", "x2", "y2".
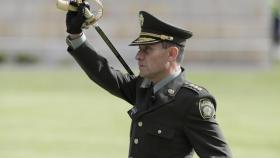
[{"x1": 65, "y1": 3, "x2": 232, "y2": 158}]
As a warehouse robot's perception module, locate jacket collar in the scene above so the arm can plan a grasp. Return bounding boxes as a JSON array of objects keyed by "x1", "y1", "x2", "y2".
[
  {"x1": 139, "y1": 67, "x2": 183, "y2": 90},
  {"x1": 130, "y1": 68, "x2": 186, "y2": 120},
  {"x1": 153, "y1": 68, "x2": 182, "y2": 93},
  {"x1": 153, "y1": 68, "x2": 185, "y2": 106}
]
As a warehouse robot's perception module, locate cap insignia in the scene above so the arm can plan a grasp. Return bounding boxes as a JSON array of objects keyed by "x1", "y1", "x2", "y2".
[
  {"x1": 198, "y1": 98, "x2": 215, "y2": 120},
  {"x1": 139, "y1": 13, "x2": 144, "y2": 27}
]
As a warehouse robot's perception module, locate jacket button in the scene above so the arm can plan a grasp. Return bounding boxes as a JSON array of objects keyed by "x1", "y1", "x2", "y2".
[
  {"x1": 134, "y1": 138, "x2": 139, "y2": 144},
  {"x1": 138, "y1": 121, "x2": 143, "y2": 127},
  {"x1": 157, "y1": 130, "x2": 162, "y2": 134}
]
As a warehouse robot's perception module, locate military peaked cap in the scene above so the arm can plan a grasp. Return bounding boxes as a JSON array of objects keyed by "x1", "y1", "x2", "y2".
[{"x1": 129, "y1": 11, "x2": 192, "y2": 46}]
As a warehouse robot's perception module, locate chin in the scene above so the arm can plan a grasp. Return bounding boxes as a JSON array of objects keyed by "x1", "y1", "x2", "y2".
[
  {"x1": 139, "y1": 72, "x2": 145, "y2": 77},
  {"x1": 139, "y1": 71, "x2": 147, "y2": 78}
]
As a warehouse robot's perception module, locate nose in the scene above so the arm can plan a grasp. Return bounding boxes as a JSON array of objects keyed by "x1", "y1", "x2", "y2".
[{"x1": 135, "y1": 51, "x2": 144, "y2": 60}]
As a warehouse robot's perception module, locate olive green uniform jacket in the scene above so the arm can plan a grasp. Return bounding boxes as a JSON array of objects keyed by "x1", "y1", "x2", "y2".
[{"x1": 68, "y1": 41, "x2": 232, "y2": 158}]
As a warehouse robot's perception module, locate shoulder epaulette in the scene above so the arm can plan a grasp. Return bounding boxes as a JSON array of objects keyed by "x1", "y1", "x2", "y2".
[{"x1": 182, "y1": 82, "x2": 209, "y2": 96}]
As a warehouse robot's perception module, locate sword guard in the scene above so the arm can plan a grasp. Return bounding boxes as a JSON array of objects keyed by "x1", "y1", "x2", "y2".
[{"x1": 56, "y1": 0, "x2": 103, "y2": 28}]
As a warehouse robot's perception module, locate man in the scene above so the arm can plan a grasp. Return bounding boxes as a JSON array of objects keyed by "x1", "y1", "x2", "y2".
[{"x1": 65, "y1": 3, "x2": 232, "y2": 158}]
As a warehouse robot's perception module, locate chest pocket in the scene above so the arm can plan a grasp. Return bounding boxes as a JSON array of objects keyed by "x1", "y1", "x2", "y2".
[
  {"x1": 141, "y1": 125, "x2": 175, "y2": 157},
  {"x1": 146, "y1": 125, "x2": 175, "y2": 140}
]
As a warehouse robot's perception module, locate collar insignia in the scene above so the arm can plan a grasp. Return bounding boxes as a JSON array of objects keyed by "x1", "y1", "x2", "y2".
[{"x1": 167, "y1": 89, "x2": 175, "y2": 96}]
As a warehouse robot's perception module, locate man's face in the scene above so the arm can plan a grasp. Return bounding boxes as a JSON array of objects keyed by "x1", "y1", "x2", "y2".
[{"x1": 135, "y1": 43, "x2": 170, "y2": 82}]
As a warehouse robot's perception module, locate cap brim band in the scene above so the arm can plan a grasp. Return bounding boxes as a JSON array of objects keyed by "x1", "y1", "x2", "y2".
[{"x1": 129, "y1": 37, "x2": 160, "y2": 46}]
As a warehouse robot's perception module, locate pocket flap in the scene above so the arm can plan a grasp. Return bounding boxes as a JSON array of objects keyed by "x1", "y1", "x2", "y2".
[{"x1": 146, "y1": 125, "x2": 175, "y2": 139}]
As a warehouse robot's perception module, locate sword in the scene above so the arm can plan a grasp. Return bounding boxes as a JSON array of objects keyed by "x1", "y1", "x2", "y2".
[{"x1": 56, "y1": 0, "x2": 134, "y2": 75}]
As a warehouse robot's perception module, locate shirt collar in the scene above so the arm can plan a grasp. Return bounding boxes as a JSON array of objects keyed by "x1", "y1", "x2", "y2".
[{"x1": 153, "y1": 68, "x2": 182, "y2": 93}]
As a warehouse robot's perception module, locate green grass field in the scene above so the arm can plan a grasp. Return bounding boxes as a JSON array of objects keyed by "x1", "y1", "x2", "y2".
[{"x1": 0, "y1": 64, "x2": 280, "y2": 158}]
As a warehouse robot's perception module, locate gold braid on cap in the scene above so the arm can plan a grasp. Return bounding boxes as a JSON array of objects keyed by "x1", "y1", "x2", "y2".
[{"x1": 140, "y1": 32, "x2": 174, "y2": 41}]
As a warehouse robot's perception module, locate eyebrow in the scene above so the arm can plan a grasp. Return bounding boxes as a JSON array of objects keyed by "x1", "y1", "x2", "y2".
[
  {"x1": 140, "y1": 45, "x2": 153, "y2": 49},
  {"x1": 139, "y1": 45, "x2": 147, "y2": 50}
]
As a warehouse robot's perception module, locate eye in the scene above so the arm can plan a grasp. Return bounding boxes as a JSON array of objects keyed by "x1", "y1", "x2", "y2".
[
  {"x1": 138, "y1": 46, "x2": 154, "y2": 55},
  {"x1": 139, "y1": 46, "x2": 148, "y2": 53}
]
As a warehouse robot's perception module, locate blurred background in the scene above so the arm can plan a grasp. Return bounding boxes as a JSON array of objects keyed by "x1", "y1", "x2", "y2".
[{"x1": 0, "y1": 0, "x2": 279, "y2": 158}]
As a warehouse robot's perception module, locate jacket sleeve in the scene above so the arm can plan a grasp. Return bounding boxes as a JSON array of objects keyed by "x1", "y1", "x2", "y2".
[
  {"x1": 183, "y1": 95, "x2": 232, "y2": 158},
  {"x1": 68, "y1": 40, "x2": 137, "y2": 105}
]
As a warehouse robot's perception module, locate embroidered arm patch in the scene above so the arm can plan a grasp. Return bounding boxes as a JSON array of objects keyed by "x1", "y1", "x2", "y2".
[{"x1": 198, "y1": 98, "x2": 215, "y2": 119}]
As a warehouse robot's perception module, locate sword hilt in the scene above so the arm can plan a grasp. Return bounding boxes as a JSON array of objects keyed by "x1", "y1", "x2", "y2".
[{"x1": 56, "y1": 0, "x2": 103, "y2": 28}]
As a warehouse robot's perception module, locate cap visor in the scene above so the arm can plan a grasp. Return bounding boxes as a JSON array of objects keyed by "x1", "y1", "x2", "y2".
[{"x1": 129, "y1": 37, "x2": 160, "y2": 46}]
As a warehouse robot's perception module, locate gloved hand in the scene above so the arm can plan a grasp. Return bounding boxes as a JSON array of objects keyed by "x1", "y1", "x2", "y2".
[{"x1": 66, "y1": 0, "x2": 90, "y2": 34}]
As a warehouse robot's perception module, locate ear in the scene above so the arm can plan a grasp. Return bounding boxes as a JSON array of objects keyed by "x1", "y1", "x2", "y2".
[{"x1": 167, "y1": 46, "x2": 179, "y2": 62}]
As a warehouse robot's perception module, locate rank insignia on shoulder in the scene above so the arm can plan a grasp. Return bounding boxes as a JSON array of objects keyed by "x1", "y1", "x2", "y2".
[
  {"x1": 183, "y1": 82, "x2": 204, "y2": 94},
  {"x1": 198, "y1": 98, "x2": 215, "y2": 119},
  {"x1": 188, "y1": 83, "x2": 203, "y2": 91}
]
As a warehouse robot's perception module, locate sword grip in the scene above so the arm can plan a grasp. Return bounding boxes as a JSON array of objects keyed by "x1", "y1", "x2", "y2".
[{"x1": 56, "y1": 0, "x2": 77, "y2": 11}]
